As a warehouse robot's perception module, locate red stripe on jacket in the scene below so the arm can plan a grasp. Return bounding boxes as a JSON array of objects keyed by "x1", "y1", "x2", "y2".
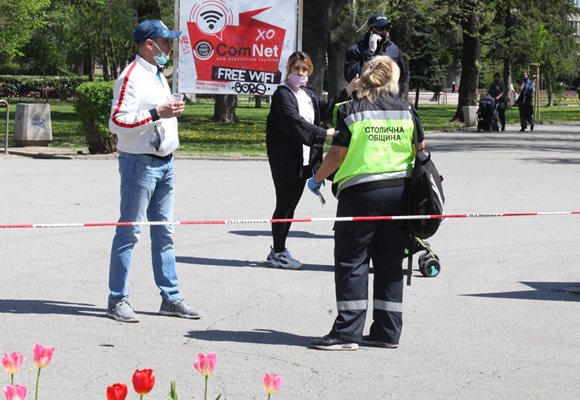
[{"x1": 111, "y1": 61, "x2": 153, "y2": 128}]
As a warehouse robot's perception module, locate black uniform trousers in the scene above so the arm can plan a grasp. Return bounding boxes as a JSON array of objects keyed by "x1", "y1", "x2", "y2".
[
  {"x1": 497, "y1": 105, "x2": 506, "y2": 130},
  {"x1": 330, "y1": 184, "x2": 407, "y2": 344},
  {"x1": 518, "y1": 101, "x2": 534, "y2": 130}
]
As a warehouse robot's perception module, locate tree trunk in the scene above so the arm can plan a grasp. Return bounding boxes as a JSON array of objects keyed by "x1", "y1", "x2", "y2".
[
  {"x1": 502, "y1": 2, "x2": 515, "y2": 106},
  {"x1": 451, "y1": 1, "x2": 481, "y2": 122},
  {"x1": 302, "y1": 0, "x2": 349, "y2": 94},
  {"x1": 88, "y1": 54, "x2": 95, "y2": 81},
  {"x1": 213, "y1": 95, "x2": 239, "y2": 123},
  {"x1": 390, "y1": 0, "x2": 415, "y2": 101},
  {"x1": 327, "y1": 12, "x2": 356, "y2": 98},
  {"x1": 545, "y1": 75, "x2": 553, "y2": 106},
  {"x1": 254, "y1": 95, "x2": 262, "y2": 108},
  {"x1": 414, "y1": 86, "x2": 420, "y2": 109}
]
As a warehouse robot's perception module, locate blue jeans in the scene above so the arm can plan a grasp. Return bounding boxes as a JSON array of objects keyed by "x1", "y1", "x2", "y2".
[{"x1": 108, "y1": 152, "x2": 180, "y2": 303}]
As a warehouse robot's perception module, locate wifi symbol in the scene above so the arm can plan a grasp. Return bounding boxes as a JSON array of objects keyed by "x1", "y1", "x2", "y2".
[{"x1": 200, "y1": 9, "x2": 224, "y2": 30}]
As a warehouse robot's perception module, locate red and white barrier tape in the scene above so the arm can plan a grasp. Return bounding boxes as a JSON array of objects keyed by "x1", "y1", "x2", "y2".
[{"x1": 1, "y1": 211, "x2": 579, "y2": 229}]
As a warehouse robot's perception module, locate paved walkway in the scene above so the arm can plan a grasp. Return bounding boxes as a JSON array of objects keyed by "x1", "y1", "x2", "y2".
[{"x1": 1, "y1": 123, "x2": 579, "y2": 399}]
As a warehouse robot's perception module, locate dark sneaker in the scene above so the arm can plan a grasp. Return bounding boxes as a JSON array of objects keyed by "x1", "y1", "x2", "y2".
[
  {"x1": 266, "y1": 247, "x2": 302, "y2": 270},
  {"x1": 106, "y1": 298, "x2": 140, "y2": 323},
  {"x1": 310, "y1": 335, "x2": 358, "y2": 351},
  {"x1": 159, "y1": 298, "x2": 202, "y2": 319},
  {"x1": 530, "y1": 122, "x2": 534, "y2": 131},
  {"x1": 362, "y1": 335, "x2": 398, "y2": 349}
]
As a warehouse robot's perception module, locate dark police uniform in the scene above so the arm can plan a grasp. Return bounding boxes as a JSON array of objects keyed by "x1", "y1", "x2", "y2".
[
  {"x1": 517, "y1": 78, "x2": 535, "y2": 131},
  {"x1": 328, "y1": 94, "x2": 424, "y2": 344},
  {"x1": 344, "y1": 34, "x2": 410, "y2": 99}
]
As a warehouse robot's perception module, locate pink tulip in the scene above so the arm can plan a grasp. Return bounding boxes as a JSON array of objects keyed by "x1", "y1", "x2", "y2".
[
  {"x1": 3, "y1": 384, "x2": 27, "y2": 400},
  {"x1": 32, "y1": 344, "x2": 55, "y2": 369},
  {"x1": 263, "y1": 373, "x2": 283, "y2": 395},
  {"x1": 2, "y1": 353, "x2": 24, "y2": 375},
  {"x1": 193, "y1": 353, "x2": 217, "y2": 377}
]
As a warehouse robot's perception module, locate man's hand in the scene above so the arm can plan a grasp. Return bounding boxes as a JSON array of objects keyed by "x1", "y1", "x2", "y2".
[
  {"x1": 346, "y1": 74, "x2": 360, "y2": 97},
  {"x1": 368, "y1": 33, "x2": 382, "y2": 53},
  {"x1": 156, "y1": 100, "x2": 185, "y2": 118}
]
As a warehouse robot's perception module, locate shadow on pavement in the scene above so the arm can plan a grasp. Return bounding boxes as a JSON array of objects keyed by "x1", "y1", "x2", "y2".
[
  {"x1": 428, "y1": 132, "x2": 580, "y2": 158},
  {"x1": 462, "y1": 281, "x2": 580, "y2": 302},
  {"x1": 185, "y1": 328, "x2": 313, "y2": 347},
  {"x1": 176, "y1": 256, "x2": 333, "y2": 272},
  {"x1": 0, "y1": 299, "x2": 105, "y2": 316},
  {"x1": 518, "y1": 157, "x2": 580, "y2": 165},
  {"x1": 228, "y1": 229, "x2": 333, "y2": 239}
]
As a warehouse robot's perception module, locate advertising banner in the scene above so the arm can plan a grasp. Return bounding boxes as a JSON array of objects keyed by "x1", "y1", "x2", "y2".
[{"x1": 177, "y1": 0, "x2": 298, "y2": 95}]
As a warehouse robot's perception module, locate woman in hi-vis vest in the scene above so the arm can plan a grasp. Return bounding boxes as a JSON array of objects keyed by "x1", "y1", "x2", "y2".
[{"x1": 308, "y1": 56, "x2": 426, "y2": 351}]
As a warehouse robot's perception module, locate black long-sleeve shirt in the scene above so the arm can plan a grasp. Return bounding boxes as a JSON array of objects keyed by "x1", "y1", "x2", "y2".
[{"x1": 266, "y1": 85, "x2": 349, "y2": 182}]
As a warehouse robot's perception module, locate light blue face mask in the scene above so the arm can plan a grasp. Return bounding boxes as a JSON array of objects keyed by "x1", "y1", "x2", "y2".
[{"x1": 152, "y1": 41, "x2": 169, "y2": 66}]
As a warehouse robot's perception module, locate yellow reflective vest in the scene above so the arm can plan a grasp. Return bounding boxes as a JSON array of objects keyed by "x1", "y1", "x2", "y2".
[{"x1": 333, "y1": 101, "x2": 415, "y2": 194}]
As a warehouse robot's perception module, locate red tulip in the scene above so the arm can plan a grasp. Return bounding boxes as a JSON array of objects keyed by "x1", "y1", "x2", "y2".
[
  {"x1": 193, "y1": 353, "x2": 217, "y2": 377},
  {"x1": 106, "y1": 383, "x2": 128, "y2": 400},
  {"x1": 32, "y1": 344, "x2": 55, "y2": 369},
  {"x1": 2, "y1": 353, "x2": 24, "y2": 375},
  {"x1": 3, "y1": 384, "x2": 27, "y2": 400},
  {"x1": 132, "y1": 369, "x2": 155, "y2": 396}
]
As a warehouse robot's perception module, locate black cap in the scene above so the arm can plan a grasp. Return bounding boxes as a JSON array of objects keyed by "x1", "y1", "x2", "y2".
[{"x1": 368, "y1": 13, "x2": 390, "y2": 29}]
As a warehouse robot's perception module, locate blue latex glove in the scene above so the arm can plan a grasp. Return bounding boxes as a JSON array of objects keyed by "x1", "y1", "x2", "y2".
[
  {"x1": 307, "y1": 177, "x2": 326, "y2": 206},
  {"x1": 307, "y1": 177, "x2": 323, "y2": 195}
]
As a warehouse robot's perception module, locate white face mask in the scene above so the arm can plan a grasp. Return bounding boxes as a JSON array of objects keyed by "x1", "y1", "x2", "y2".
[
  {"x1": 287, "y1": 73, "x2": 308, "y2": 88},
  {"x1": 152, "y1": 41, "x2": 169, "y2": 66}
]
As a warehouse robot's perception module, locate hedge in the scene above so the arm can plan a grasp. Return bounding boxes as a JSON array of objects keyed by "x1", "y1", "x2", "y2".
[{"x1": 0, "y1": 75, "x2": 88, "y2": 99}]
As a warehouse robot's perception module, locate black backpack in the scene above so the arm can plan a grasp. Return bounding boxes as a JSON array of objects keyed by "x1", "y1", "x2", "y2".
[{"x1": 407, "y1": 133, "x2": 445, "y2": 239}]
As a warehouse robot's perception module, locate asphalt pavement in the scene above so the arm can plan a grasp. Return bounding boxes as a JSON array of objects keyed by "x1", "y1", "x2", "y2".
[{"x1": 1, "y1": 123, "x2": 579, "y2": 399}]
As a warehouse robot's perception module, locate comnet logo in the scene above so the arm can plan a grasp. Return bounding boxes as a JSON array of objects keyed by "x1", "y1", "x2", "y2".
[{"x1": 186, "y1": 0, "x2": 286, "y2": 85}]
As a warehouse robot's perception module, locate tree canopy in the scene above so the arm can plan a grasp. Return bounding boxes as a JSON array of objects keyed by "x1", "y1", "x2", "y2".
[{"x1": 0, "y1": 0, "x2": 577, "y2": 113}]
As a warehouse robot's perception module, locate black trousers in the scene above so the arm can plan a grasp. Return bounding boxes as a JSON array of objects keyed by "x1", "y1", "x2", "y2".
[
  {"x1": 271, "y1": 167, "x2": 309, "y2": 253},
  {"x1": 497, "y1": 105, "x2": 506, "y2": 130},
  {"x1": 330, "y1": 185, "x2": 407, "y2": 343},
  {"x1": 519, "y1": 102, "x2": 534, "y2": 129}
]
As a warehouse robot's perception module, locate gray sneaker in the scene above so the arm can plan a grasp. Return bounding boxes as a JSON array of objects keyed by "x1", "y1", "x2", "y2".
[
  {"x1": 106, "y1": 298, "x2": 139, "y2": 323},
  {"x1": 266, "y1": 247, "x2": 302, "y2": 270},
  {"x1": 159, "y1": 298, "x2": 202, "y2": 319}
]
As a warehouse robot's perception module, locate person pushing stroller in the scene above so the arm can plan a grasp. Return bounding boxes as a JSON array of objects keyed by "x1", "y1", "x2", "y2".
[{"x1": 477, "y1": 94, "x2": 499, "y2": 132}]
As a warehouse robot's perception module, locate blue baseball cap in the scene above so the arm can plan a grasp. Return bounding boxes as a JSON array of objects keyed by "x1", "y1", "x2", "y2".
[{"x1": 134, "y1": 19, "x2": 182, "y2": 43}]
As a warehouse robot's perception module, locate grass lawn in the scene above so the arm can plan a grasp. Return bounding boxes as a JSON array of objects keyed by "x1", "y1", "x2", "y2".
[{"x1": 1, "y1": 98, "x2": 578, "y2": 156}]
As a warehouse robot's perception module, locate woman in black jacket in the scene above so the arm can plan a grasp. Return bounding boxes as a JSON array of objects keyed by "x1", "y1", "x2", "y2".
[{"x1": 266, "y1": 51, "x2": 357, "y2": 269}]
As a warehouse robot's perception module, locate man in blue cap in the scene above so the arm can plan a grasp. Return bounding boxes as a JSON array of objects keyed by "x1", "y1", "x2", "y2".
[
  {"x1": 344, "y1": 13, "x2": 409, "y2": 99},
  {"x1": 106, "y1": 19, "x2": 202, "y2": 322}
]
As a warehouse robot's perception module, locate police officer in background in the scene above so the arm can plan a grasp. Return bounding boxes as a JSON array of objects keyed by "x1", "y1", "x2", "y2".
[
  {"x1": 308, "y1": 56, "x2": 425, "y2": 351},
  {"x1": 516, "y1": 71, "x2": 535, "y2": 132},
  {"x1": 344, "y1": 13, "x2": 410, "y2": 99}
]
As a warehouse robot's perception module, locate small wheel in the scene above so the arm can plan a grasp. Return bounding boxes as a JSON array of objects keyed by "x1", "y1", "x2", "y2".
[{"x1": 419, "y1": 258, "x2": 441, "y2": 277}]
